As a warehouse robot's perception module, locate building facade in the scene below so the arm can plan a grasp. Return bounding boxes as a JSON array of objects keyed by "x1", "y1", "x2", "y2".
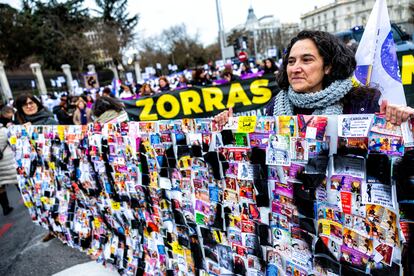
[
  {"x1": 300, "y1": 0, "x2": 413, "y2": 35},
  {"x1": 228, "y1": 6, "x2": 282, "y2": 60}
]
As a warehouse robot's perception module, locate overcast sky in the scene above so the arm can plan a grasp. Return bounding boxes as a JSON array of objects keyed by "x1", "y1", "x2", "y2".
[{"x1": 4, "y1": 0, "x2": 334, "y2": 45}]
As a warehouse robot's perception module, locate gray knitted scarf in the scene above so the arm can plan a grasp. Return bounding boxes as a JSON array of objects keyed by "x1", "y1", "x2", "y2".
[{"x1": 273, "y1": 79, "x2": 353, "y2": 116}]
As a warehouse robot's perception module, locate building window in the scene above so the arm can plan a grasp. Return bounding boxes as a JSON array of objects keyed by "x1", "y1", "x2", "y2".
[
  {"x1": 362, "y1": 0, "x2": 365, "y2": 6},
  {"x1": 333, "y1": 10, "x2": 336, "y2": 17}
]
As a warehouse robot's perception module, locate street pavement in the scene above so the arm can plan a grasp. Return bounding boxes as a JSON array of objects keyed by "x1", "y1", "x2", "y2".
[{"x1": 0, "y1": 184, "x2": 118, "y2": 276}]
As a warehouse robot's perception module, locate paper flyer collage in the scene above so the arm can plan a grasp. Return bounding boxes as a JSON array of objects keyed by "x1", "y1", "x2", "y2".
[{"x1": 8, "y1": 114, "x2": 414, "y2": 275}]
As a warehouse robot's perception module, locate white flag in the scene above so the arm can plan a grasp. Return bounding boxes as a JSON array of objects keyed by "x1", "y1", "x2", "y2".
[{"x1": 354, "y1": 0, "x2": 406, "y2": 105}]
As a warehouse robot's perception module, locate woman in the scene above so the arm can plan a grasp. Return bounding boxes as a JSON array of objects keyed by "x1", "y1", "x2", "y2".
[
  {"x1": 263, "y1": 58, "x2": 279, "y2": 75},
  {"x1": 85, "y1": 94, "x2": 94, "y2": 109},
  {"x1": 119, "y1": 85, "x2": 134, "y2": 99},
  {"x1": 139, "y1": 83, "x2": 155, "y2": 97},
  {"x1": 158, "y1": 76, "x2": 171, "y2": 92},
  {"x1": 176, "y1": 74, "x2": 190, "y2": 89},
  {"x1": 215, "y1": 30, "x2": 413, "y2": 125},
  {"x1": 93, "y1": 96, "x2": 129, "y2": 123},
  {"x1": 191, "y1": 68, "x2": 212, "y2": 86},
  {"x1": 14, "y1": 94, "x2": 57, "y2": 125},
  {"x1": 240, "y1": 62, "x2": 253, "y2": 76},
  {"x1": 73, "y1": 98, "x2": 92, "y2": 125},
  {"x1": 0, "y1": 106, "x2": 17, "y2": 216}
]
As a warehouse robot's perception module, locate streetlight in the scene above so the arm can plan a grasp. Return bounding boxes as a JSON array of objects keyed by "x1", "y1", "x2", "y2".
[{"x1": 215, "y1": 0, "x2": 226, "y2": 63}]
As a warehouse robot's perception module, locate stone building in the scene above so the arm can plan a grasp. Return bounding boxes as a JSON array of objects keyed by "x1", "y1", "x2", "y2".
[{"x1": 300, "y1": 0, "x2": 413, "y2": 35}]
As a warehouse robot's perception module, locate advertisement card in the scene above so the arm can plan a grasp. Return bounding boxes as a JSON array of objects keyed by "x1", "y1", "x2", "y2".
[{"x1": 338, "y1": 114, "x2": 374, "y2": 137}]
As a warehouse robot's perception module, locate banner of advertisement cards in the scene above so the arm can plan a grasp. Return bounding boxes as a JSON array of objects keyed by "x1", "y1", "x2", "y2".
[{"x1": 9, "y1": 113, "x2": 414, "y2": 276}]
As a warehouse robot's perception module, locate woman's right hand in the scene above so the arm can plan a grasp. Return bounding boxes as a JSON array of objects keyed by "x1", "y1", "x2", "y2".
[{"x1": 213, "y1": 107, "x2": 233, "y2": 130}]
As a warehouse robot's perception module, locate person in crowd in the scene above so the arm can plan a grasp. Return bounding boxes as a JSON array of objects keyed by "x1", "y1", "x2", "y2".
[
  {"x1": 222, "y1": 71, "x2": 240, "y2": 83},
  {"x1": 214, "y1": 30, "x2": 414, "y2": 126},
  {"x1": 102, "y1": 87, "x2": 112, "y2": 97},
  {"x1": 240, "y1": 62, "x2": 253, "y2": 76},
  {"x1": 85, "y1": 94, "x2": 94, "y2": 109},
  {"x1": 139, "y1": 83, "x2": 155, "y2": 97},
  {"x1": 190, "y1": 68, "x2": 212, "y2": 86},
  {"x1": 44, "y1": 93, "x2": 58, "y2": 112},
  {"x1": 53, "y1": 94, "x2": 73, "y2": 125},
  {"x1": 14, "y1": 94, "x2": 57, "y2": 125},
  {"x1": 176, "y1": 74, "x2": 190, "y2": 89},
  {"x1": 158, "y1": 76, "x2": 171, "y2": 92},
  {"x1": 93, "y1": 96, "x2": 129, "y2": 124},
  {"x1": 73, "y1": 98, "x2": 92, "y2": 125},
  {"x1": 0, "y1": 106, "x2": 15, "y2": 127},
  {"x1": 0, "y1": 106, "x2": 18, "y2": 216},
  {"x1": 119, "y1": 85, "x2": 134, "y2": 99},
  {"x1": 263, "y1": 58, "x2": 279, "y2": 75}
]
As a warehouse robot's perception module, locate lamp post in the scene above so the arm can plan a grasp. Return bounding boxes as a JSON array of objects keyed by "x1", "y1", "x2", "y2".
[{"x1": 215, "y1": 0, "x2": 226, "y2": 63}]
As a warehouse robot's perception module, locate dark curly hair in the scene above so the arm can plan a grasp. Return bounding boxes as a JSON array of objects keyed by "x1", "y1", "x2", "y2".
[{"x1": 277, "y1": 30, "x2": 356, "y2": 90}]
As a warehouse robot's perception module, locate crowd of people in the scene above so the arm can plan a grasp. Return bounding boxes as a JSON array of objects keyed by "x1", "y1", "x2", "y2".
[{"x1": 116, "y1": 57, "x2": 280, "y2": 99}]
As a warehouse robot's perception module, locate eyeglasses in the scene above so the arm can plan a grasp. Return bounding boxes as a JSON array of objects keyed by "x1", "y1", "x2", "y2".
[{"x1": 23, "y1": 101, "x2": 36, "y2": 108}]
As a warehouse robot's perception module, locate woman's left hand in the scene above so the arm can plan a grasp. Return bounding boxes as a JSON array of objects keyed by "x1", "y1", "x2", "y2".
[{"x1": 380, "y1": 99, "x2": 414, "y2": 125}]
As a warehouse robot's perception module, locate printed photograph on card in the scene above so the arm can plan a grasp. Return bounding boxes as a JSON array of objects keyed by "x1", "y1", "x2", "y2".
[
  {"x1": 195, "y1": 118, "x2": 212, "y2": 133},
  {"x1": 268, "y1": 134, "x2": 290, "y2": 150},
  {"x1": 290, "y1": 137, "x2": 308, "y2": 162},
  {"x1": 266, "y1": 148, "x2": 290, "y2": 166},
  {"x1": 330, "y1": 175, "x2": 362, "y2": 194},
  {"x1": 338, "y1": 114, "x2": 374, "y2": 137},
  {"x1": 361, "y1": 182, "x2": 395, "y2": 210},
  {"x1": 374, "y1": 242, "x2": 394, "y2": 266},
  {"x1": 368, "y1": 133, "x2": 404, "y2": 156},
  {"x1": 237, "y1": 163, "x2": 254, "y2": 180},
  {"x1": 249, "y1": 133, "x2": 269, "y2": 149},
  {"x1": 337, "y1": 137, "x2": 368, "y2": 156},
  {"x1": 234, "y1": 132, "x2": 250, "y2": 147},
  {"x1": 401, "y1": 118, "x2": 414, "y2": 148},
  {"x1": 277, "y1": 116, "x2": 297, "y2": 136},
  {"x1": 297, "y1": 114, "x2": 328, "y2": 140},
  {"x1": 370, "y1": 115, "x2": 402, "y2": 136},
  {"x1": 255, "y1": 116, "x2": 276, "y2": 133},
  {"x1": 340, "y1": 245, "x2": 370, "y2": 268}
]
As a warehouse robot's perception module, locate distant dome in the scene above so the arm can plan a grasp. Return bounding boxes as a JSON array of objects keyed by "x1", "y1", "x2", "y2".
[{"x1": 245, "y1": 6, "x2": 259, "y2": 31}]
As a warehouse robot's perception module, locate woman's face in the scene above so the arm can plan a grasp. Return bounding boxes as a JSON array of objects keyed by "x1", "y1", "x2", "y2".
[
  {"x1": 77, "y1": 101, "x2": 85, "y2": 109},
  {"x1": 22, "y1": 98, "x2": 38, "y2": 116},
  {"x1": 287, "y1": 39, "x2": 331, "y2": 93},
  {"x1": 265, "y1": 60, "x2": 272, "y2": 68},
  {"x1": 159, "y1": 79, "x2": 167, "y2": 87}
]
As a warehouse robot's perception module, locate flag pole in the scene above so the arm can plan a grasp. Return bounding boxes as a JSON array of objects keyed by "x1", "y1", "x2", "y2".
[{"x1": 365, "y1": 65, "x2": 373, "y2": 86}]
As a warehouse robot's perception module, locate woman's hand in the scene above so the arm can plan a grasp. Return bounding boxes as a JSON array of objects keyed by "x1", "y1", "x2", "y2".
[
  {"x1": 213, "y1": 107, "x2": 233, "y2": 130},
  {"x1": 23, "y1": 122, "x2": 32, "y2": 127},
  {"x1": 380, "y1": 99, "x2": 414, "y2": 125}
]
